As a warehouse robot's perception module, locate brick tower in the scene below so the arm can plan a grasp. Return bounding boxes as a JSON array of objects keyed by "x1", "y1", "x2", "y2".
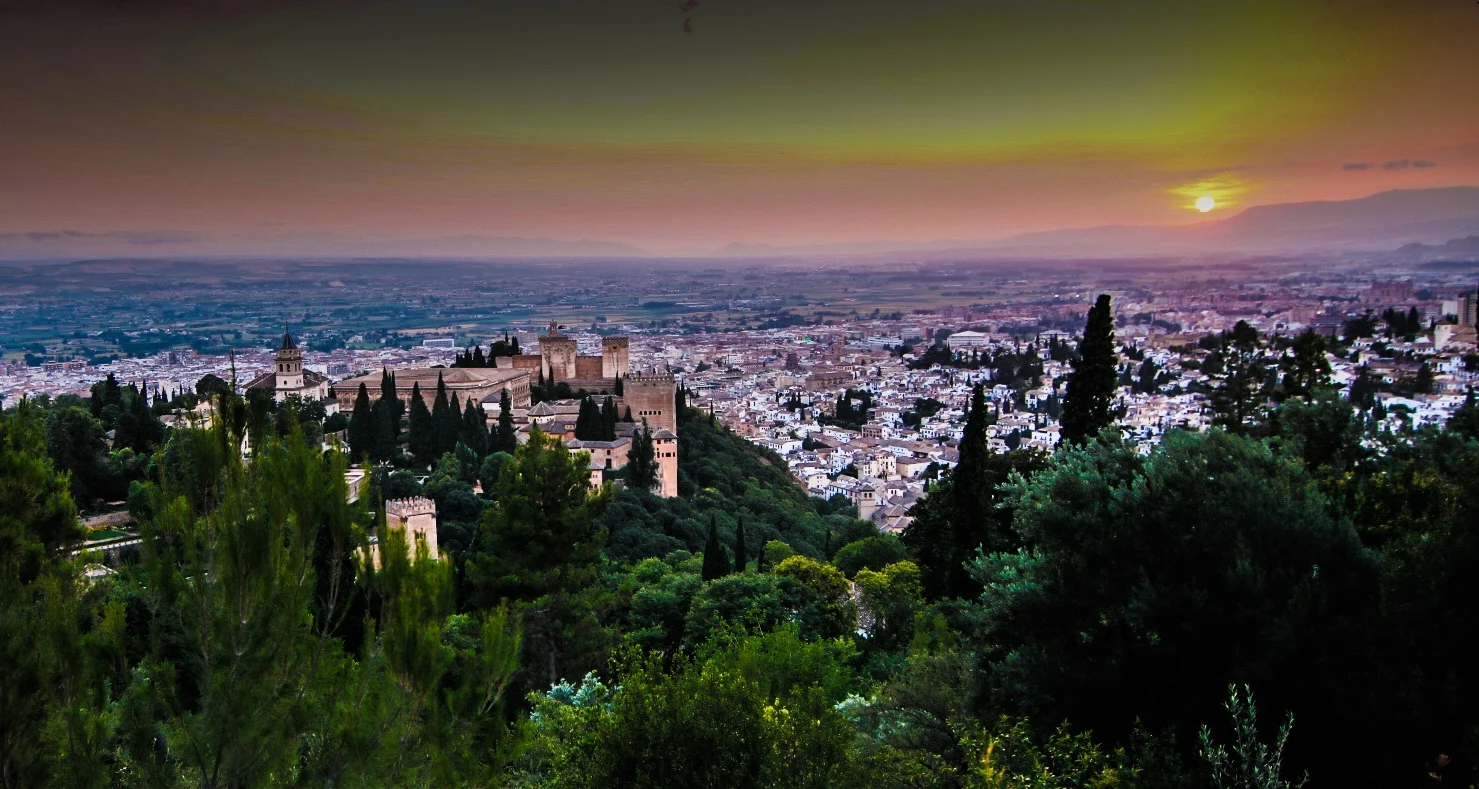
[
  {"x1": 623, "y1": 372, "x2": 677, "y2": 434},
  {"x1": 601, "y1": 336, "x2": 630, "y2": 379},
  {"x1": 539, "y1": 321, "x2": 578, "y2": 381}
]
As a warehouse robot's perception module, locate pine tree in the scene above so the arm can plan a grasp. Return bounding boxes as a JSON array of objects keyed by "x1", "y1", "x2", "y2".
[
  {"x1": 626, "y1": 419, "x2": 658, "y2": 492},
  {"x1": 701, "y1": 517, "x2": 730, "y2": 581},
  {"x1": 1210, "y1": 321, "x2": 1266, "y2": 435},
  {"x1": 1060, "y1": 293, "x2": 1119, "y2": 444},
  {"x1": 348, "y1": 383, "x2": 373, "y2": 461},
  {"x1": 1280, "y1": 330, "x2": 1332, "y2": 400},
  {"x1": 461, "y1": 398, "x2": 487, "y2": 456},
  {"x1": 733, "y1": 518, "x2": 748, "y2": 573}
]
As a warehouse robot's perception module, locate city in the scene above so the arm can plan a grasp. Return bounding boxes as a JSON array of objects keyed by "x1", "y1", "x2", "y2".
[{"x1": 5, "y1": 1, "x2": 1479, "y2": 786}]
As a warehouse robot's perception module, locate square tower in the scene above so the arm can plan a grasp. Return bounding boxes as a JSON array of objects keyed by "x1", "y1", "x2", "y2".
[
  {"x1": 539, "y1": 322, "x2": 579, "y2": 381},
  {"x1": 274, "y1": 330, "x2": 304, "y2": 399},
  {"x1": 385, "y1": 497, "x2": 439, "y2": 560},
  {"x1": 624, "y1": 372, "x2": 677, "y2": 434},
  {"x1": 601, "y1": 336, "x2": 630, "y2": 379}
]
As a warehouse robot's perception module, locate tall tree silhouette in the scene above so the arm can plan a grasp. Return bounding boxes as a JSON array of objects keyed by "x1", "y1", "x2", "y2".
[{"x1": 1060, "y1": 294, "x2": 1118, "y2": 444}]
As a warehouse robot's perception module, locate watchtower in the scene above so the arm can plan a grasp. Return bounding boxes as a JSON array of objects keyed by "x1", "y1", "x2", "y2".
[
  {"x1": 624, "y1": 372, "x2": 677, "y2": 434},
  {"x1": 385, "y1": 497, "x2": 439, "y2": 560},
  {"x1": 539, "y1": 321, "x2": 578, "y2": 381},
  {"x1": 601, "y1": 336, "x2": 630, "y2": 379}
]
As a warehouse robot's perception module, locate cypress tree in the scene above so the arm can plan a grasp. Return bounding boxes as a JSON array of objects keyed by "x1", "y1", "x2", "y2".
[
  {"x1": 440, "y1": 393, "x2": 463, "y2": 457},
  {"x1": 431, "y1": 373, "x2": 452, "y2": 457},
  {"x1": 601, "y1": 396, "x2": 617, "y2": 440},
  {"x1": 493, "y1": 388, "x2": 517, "y2": 454},
  {"x1": 701, "y1": 517, "x2": 730, "y2": 581},
  {"x1": 756, "y1": 540, "x2": 768, "y2": 573},
  {"x1": 613, "y1": 373, "x2": 623, "y2": 396},
  {"x1": 1060, "y1": 293, "x2": 1118, "y2": 445},
  {"x1": 733, "y1": 518, "x2": 748, "y2": 573},
  {"x1": 472, "y1": 345, "x2": 486, "y2": 367},
  {"x1": 408, "y1": 382, "x2": 435, "y2": 467},
  {"x1": 574, "y1": 397, "x2": 599, "y2": 441},
  {"x1": 461, "y1": 398, "x2": 487, "y2": 457},
  {"x1": 348, "y1": 383, "x2": 373, "y2": 461},
  {"x1": 626, "y1": 419, "x2": 658, "y2": 492},
  {"x1": 370, "y1": 395, "x2": 396, "y2": 462},
  {"x1": 622, "y1": 406, "x2": 633, "y2": 423}
]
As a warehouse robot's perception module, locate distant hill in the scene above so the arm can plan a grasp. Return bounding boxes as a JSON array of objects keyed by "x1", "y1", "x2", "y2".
[
  {"x1": 0, "y1": 231, "x2": 648, "y2": 261},
  {"x1": 1393, "y1": 234, "x2": 1479, "y2": 260},
  {"x1": 710, "y1": 186, "x2": 1479, "y2": 259}
]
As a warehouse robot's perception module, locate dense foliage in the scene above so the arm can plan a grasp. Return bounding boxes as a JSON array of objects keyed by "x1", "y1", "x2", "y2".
[{"x1": 6, "y1": 327, "x2": 1479, "y2": 786}]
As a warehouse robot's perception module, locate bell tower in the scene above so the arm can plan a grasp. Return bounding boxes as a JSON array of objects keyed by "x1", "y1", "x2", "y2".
[{"x1": 275, "y1": 329, "x2": 304, "y2": 398}]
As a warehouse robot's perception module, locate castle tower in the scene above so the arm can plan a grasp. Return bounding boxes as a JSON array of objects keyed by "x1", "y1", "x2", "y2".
[
  {"x1": 601, "y1": 336, "x2": 630, "y2": 379},
  {"x1": 624, "y1": 372, "x2": 677, "y2": 434},
  {"x1": 539, "y1": 321, "x2": 578, "y2": 381},
  {"x1": 385, "y1": 497, "x2": 439, "y2": 560},
  {"x1": 274, "y1": 330, "x2": 304, "y2": 399},
  {"x1": 652, "y1": 428, "x2": 678, "y2": 498}
]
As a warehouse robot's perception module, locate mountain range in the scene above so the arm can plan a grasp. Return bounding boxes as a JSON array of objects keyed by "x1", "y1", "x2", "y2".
[{"x1": 2, "y1": 186, "x2": 1477, "y2": 261}]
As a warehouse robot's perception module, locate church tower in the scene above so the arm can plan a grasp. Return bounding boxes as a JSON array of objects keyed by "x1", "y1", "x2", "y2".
[{"x1": 275, "y1": 329, "x2": 304, "y2": 399}]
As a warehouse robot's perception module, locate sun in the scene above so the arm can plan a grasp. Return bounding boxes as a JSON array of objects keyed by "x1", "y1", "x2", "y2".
[{"x1": 1195, "y1": 196, "x2": 1216, "y2": 213}]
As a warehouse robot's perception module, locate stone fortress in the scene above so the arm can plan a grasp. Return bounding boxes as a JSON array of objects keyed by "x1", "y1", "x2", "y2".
[{"x1": 295, "y1": 321, "x2": 681, "y2": 561}]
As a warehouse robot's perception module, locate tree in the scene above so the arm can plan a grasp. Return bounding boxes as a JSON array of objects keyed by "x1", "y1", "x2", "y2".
[
  {"x1": 1200, "y1": 685, "x2": 1306, "y2": 789},
  {"x1": 491, "y1": 388, "x2": 518, "y2": 455},
  {"x1": 408, "y1": 382, "x2": 436, "y2": 467},
  {"x1": 971, "y1": 430, "x2": 1375, "y2": 769},
  {"x1": 195, "y1": 373, "x2": 232, "y2": 401},
  {"x1": 1279, "y1": 330, "x2": 1332, "y2": 400},
  {"x1": 701, "y1": 517, "x2": 730, "y2": 581},
  {"x1": 1412, "y1": 360, "x2": 1434, "y2": 395},
  {"x1": 0, "y1": 402, "x2": 83, "y2": 786},
  {"x1": 601, "y1": 396, "x2": 617, "y2": 441},
  {"x1": 733, "y1": 518, "x2": 748, "y2": 572},
  {"x1": 773, "y1": 555, "x2": 856, "y2": 640},
  {"x1": 371, "y1": 391, "x2": 399, "y2": 462},
  {"x1": 432, "y1": 374, "x2": 459, "y2": 457},
  {"x1": 465, "y1": 425, "x2": 610, "y2": 686},
  {"x1": 461, "y1": 398, "x2": 488, "y2": 457},
  {"x1": 43, "y1": 406, "x2": 112, "y2": 505},
  {"x1": 627, "y1": 419, "x2": 658, "y2": 493},
  {"x1": 831, "y1": 534, "x2": 908, "y2": 577},
  {"x1": 348, "y1": 382, "x2": 373, "y2": 461},
  {"x1": 853, "y1": 560, "x2": 923, "y2": 651},
  {"x1": 574, "y1": 397, "x2": 602, "y2": 441},
  {"x1": 519, "y1": 631, "x2": 859, "y2": 788},
  {"x1": 1060, "y1": 294, "x2": 1118, "y2": 444},
  {"x1": 1210, "y1": 321, "x2": 1267, "y2": 434},
  {"x1": 902, "y1": 384, "x2": 1047, "y2": 599}
]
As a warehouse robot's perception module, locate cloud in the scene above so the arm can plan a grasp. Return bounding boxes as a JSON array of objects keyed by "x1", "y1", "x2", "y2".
[
  {"x1": 1342, "y1": 160, "x2": 1437, "y2": 172},
  {"x1": 1382, "y1": 159, "x2": 1436, "y2": 169},
  {"x1": 0, "y1": 230, "x2": 196, "y2": 245}
]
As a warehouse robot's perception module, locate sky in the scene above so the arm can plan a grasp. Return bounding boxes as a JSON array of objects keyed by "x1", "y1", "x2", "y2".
[{"x1": 1, "y1": 0, "x2": 1477, "y2": 254}]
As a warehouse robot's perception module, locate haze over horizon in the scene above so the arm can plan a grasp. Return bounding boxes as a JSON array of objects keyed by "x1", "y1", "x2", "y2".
[{"x1": 3, "y1": 0, "x2": 1478, "y2": 257}]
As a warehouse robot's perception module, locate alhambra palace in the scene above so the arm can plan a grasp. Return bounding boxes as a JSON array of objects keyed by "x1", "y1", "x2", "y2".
[{"x1": 250, "y1": 322, "x2": 680, "y2": 559}]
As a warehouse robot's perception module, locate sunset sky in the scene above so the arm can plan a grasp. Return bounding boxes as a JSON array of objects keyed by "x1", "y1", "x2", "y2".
[{"x1": 2, "y1": 0, "x2": 1477, "y2": 253}]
